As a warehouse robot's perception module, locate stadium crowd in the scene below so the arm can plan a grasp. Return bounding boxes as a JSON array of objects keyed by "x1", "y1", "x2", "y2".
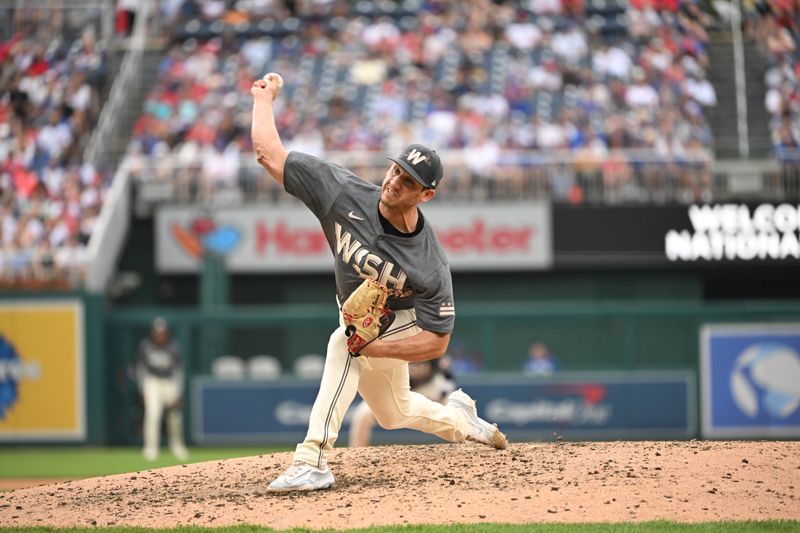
[
  {"x1": 0, "y1": 6, "x2": 109, "y2": 288},
  {"x1": 746, "y1": 0, "x2": 800, "y2": 158},
  {"x1": 126, "y1": 0, "x2": 716, "y2": 205},
  {"x1": 0, "y1": 0, "x2": 736, "y2": 287}
]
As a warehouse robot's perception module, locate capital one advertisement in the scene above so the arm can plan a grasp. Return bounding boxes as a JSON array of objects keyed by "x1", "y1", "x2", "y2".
[
  {"x1": 193, "y1": 372, "x2": 695, "y2": 444},
  {"x1": 156, "y1": 203, "x2": 552, "y2": 273}
]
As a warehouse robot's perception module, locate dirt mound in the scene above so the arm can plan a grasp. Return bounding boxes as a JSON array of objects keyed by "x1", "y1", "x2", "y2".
[{"x1": 1, "y1": 441, "x2": 798, "y2": 529}]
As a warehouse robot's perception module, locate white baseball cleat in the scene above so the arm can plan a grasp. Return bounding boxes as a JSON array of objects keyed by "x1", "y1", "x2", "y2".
[
  {"x1": 171, "y1": 444, "x2": 189, "y2": 462},
  {"x1": 447, "y1": 389, "x2": 508, "y2": 450},
  {"x1": 267, "y1": 461, "x2": 335, "y2": 492}
]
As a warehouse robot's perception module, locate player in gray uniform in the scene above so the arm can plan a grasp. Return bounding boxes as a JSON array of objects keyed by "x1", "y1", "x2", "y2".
[
  {"x1": 251, "y1": 73, "x2": 507, "y2": 493},
  {"x1": 136, "y1": 317, "x2": 188, "y2": 461}
]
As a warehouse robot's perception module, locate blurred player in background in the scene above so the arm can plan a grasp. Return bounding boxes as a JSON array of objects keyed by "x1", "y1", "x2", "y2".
[
  {"x1": 349, "y1": 358, "x2": 457, "y2": 447},
  {"x1": 136, "y1": 317, "x2": 188, "y2": 462}
]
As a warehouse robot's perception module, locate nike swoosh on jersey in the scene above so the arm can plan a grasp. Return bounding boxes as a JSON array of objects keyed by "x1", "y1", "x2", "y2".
[{"x1": 348, "y1": 211, "x2": 364, "y2": 221}]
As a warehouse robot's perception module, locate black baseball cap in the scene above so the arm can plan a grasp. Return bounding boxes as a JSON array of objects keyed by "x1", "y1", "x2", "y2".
[{"x1": 387, "y1": 143, "x2": 444, "y2": 189}]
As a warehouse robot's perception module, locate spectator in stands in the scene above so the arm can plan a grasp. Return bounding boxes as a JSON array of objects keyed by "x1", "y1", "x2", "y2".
[
  {"x1": 36, "y1": 109, "x2": 73, "y2": 164},
  {"x1": 773, "y1": 115, "x2": 800, "y2": 153},
  {"x1": 463, "y1": 128, "x2": 501, "y2": 197},
  {"x1": 626, "y1": 67, "x2": 660, "y2": 109},
  {"x1": 31, "y1": 238, "x2": 57, "y2": 281},
  {"x1": 4, "y1": 238, "x2": 31, "y2": 282},
  {"x1": 745, "y1": 0, "x2": 799, "y2": 165},
  {"x1": 594, "y1": 42, "x2": 634, "y2": 80},
  {"x1": 505, "y1": 13, "x2": 543, "y2": 50},
  {"x1": 55, "y1": 233, "x2": 87, "y2": 282},
  {"x1": 523, "y1": 342, "x2": 560, "y2": 377},
  {"x1": 683, "y1": 70, "x2": 718, "y2": 108},
  {"x1": 528, "y1": 56, "x2": 563, "y2": 92},
  {"x1": 530, "y1": 0, "x2": 562, "y2": 15},
  {"x1": 552, "y1": 22, "x2": 588, "y2": 64},
  {"x1": 446, "y1": 339, "x2": 483, "y2": 375}
]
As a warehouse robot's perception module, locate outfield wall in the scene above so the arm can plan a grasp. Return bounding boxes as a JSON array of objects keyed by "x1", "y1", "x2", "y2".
[
  {"x1": 4, "y1": 203, "x2": 800, "y2": 444},
  {"x1": 1, "y1": 293, "x2": 799, "y2": 445}
]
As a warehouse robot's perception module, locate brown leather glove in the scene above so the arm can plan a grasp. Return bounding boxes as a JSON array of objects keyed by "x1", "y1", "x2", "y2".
[{"x1": 341, "y1": 279, "x2": 395, "y2": 356}]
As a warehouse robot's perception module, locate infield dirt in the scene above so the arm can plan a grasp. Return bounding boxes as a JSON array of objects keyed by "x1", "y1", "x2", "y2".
[{"x1": 1, "y1": 441, "x2": 798, "y2": 529}]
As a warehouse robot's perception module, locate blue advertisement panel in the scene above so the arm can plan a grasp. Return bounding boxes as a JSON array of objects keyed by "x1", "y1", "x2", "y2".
[
  {"x1": 701, "y1": 324, "x2": 800, "y2": 438},
  {"x1": 192, "y1": 371, "x2": 695, "y2": 444}
]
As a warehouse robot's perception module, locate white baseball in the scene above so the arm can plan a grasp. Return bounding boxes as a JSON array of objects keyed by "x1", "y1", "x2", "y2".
[{"x1": 263, "y1": 72, "x2": 283, "y2": 89}]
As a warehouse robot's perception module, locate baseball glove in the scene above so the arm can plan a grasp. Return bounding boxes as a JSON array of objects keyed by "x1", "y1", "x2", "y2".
[{"x1": 341, "y1": 279, "x2": 395, "y2": 357}]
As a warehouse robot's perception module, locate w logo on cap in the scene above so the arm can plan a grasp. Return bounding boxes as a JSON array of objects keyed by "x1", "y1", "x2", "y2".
[
  {"x1": 388, "y1": 143, "x2": 443, "y2": 189},
  {"x1": 406, "y1": 149, "x2": 428, "y2": 165}
]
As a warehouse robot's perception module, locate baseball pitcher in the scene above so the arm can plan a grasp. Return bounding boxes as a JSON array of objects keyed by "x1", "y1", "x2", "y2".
[
  {"x1": 136, "y1": 317, "x2": 188, "y2": 462},
  {"x1": 251, "y1": 73, "x2": 507, "y2": 493}
]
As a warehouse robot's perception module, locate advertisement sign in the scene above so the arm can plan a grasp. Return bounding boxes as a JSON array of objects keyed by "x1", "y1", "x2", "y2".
[
  {"x1": 0, "y1": 301, "x2": 85, "y2": 441},
  {"x1": 666, "y1": 204, "x2": 800, "y2": 262},
  {"x1": 475, "y1": 372, "x2": 695, "y2": 440},
  {"x1": 156, "y1": 203, "x2": 552, "y2": 273},
  {"x1": 553, "y1": 204, "x2": 800, "y2": 266},
  {"x1": 701, "y1": 323, "x2": 800, "y2": 438},
  {"x1": 192, "y1": 371, "x2": 695, "y2": 444}
]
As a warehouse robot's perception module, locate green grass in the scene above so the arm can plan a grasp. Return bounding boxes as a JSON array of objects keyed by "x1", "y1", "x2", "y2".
[
  {"x1": 0, "y1": 521, "x2": 798, "y2": 532},
  {"x1": 0, "y1": 447, "x2": 291, "y2": 479}
]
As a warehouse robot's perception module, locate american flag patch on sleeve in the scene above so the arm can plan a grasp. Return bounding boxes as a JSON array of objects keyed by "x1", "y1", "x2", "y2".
[{"x1": 439, "y1": 302, "x2": 455, "y2": 317}]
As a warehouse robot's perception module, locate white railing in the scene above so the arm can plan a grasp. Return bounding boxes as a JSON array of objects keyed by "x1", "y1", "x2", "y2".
[
  {"x1": 1, "y1": 1, "x2": 111, "y2": 42},
  {"x1": 731, "y1": 0, "x2": 750, "y2": 159},
  {"x1": 85, "y1": 160, "x2": 132, "y2": 293},
  {"x1": 81, "y1": 0, "x2": 153, "y2": 293},
  {"x1": 128, "y1": 148, "x2": 800, "y2": 205},
  {"x1": 84, "y1": 0, "x2": 152, "y2": 167},
  {"x1": 128, "y1": 148, "x2": 721, "y2": 206},
  {"x1": 772, "y1": 152, "x2": 800, "y2": 200}
]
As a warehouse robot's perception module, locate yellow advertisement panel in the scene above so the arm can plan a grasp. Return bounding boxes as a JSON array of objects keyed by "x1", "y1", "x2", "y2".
[{"x1": 0, "y1": 301, "x2": 85, "y2": 441}]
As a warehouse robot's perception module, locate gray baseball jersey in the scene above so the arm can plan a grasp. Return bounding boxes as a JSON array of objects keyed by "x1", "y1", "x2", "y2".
[
  {"x1": 137, "y1": 338, "x2": 182, "y2": 379},
  {"x1": 284, "y1": 151, "x2": 455, "y2": 333}
]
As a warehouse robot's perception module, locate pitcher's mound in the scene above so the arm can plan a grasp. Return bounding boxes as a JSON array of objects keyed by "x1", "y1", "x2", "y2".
[{"x1": 1, "y1": 441, "x2": 798, "y2": 529}]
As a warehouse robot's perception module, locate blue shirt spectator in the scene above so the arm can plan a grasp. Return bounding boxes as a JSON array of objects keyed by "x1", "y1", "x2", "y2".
[{"x1": 523, "y1": 342, "x2": 560, "y2": 377}]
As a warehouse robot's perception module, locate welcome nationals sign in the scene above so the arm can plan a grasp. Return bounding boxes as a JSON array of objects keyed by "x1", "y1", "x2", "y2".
[{"x1": 155, "y1": 202, "x2": 552, "y2": 273}]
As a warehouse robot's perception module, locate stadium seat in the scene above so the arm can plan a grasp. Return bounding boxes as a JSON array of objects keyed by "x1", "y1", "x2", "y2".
[
  {"x1": 211, "y1": 355, "x2": 246, "y2": 380},
  {"x1": 293, "y1": 354, "x2": 325, "y2": 379},
  {"x1": 248, "y1": 355, "x2": 282, "y2": 380}
]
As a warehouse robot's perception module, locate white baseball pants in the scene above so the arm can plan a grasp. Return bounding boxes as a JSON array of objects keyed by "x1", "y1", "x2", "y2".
[
  {"x1": 142, "y1": 374, "x2": 186, "y2": 458},
  {"x1": 294, "y1": 309, "x2": 469, "y2": 468},
  {"x1": 349, "y1": 371, "x2": 457, "y2": 447}
]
